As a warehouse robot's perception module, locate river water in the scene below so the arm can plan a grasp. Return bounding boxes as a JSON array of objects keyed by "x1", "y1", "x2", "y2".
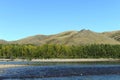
[{"x1": 0, "y1": 61, "x2": 120, "y2": 80}]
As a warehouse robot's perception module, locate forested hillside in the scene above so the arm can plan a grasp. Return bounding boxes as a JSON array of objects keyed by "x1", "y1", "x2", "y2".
[{"x1": 0, "y1": 30, "x2": 120, "y2": 59}]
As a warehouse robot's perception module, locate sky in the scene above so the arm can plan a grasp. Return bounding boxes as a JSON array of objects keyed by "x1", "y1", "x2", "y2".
[{"x1": 0, "y1": 0, "x2": 120, "y2": 41}]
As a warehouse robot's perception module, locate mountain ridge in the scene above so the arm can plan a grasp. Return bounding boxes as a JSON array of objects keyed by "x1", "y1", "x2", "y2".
[{"x1": 0, "y1": 29, "x2": 120, "y2": 45}]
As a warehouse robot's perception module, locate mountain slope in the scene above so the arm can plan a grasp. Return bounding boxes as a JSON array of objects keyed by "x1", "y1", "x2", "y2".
[
  {"x1": 102, "y1": 30, "x2": 120, "y2": 42},
  {"x1": 13, "y1": 35, "x2": 48, "y2": 45},
  {"x1": 66, "y1": 30, "x2": 120, "y2": 45},
  {"x1": 15, "y1": 29, "x2": 120, "y2": 45},
  {"x1": 0, "y1": 30, "x2": 120, "y2": 45}
]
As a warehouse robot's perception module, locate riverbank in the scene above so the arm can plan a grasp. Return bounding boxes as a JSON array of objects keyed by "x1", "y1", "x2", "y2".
[
  {"x1": 31, "y1": 59, "x2": 120, "y2": 62},
  {"x1": 0, "y1": 58, "x2": 120, "y2": 62},
  {"x1": 0, "y1": 58, "x2": 119, "y2": 68},
  {"x1": 0, "y1": 64, "x2": 27, "y2": 69}
]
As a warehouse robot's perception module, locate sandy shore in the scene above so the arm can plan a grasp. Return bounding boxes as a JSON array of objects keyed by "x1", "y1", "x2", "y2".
[
  {"x1": 31, "y1": 58, "x2": 120, "y2": 62},
  {"x1": 0, "y1": 58, "x2": 120, "y2": 62},
  {"x1": 0, "y1": 64, "x2": 26, "y2": 69},
  {"x1": 0, "y1": 58, "x2": 119, "y2": 68}
]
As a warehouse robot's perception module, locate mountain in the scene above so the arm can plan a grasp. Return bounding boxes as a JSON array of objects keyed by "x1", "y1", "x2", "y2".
[
  {"x1": 0, "y1": 40, "x2": 8, "y2": 44},
  {"x1": 38, "y1": 30, "x2": 120, "y2": 45},
  {"x1": 0, "y1": 29, "x2": 120, "y2": 45},
  {"x1": 102, "y1": 30, "x2": 120, "y2": 42},
  {"x1": 12, "y1": 35, "x2": 48, "y2": 45}
]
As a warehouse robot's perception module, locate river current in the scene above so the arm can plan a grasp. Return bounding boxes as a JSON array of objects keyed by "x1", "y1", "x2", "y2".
[{"x1": 0, "y1": 61, "x2": 120, "y2": 80}]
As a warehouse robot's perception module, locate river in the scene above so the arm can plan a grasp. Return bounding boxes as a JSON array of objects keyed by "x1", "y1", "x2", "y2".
[{"x1": 0, "y1": 61, "x2": 120, "y2": 80}]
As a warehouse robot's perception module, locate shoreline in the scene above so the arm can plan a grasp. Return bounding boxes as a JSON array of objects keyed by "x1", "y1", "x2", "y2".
[
  {"x1": 0, "y1": 64, "x2": 27, "y2": 69},
  {"x1": 0, "y1": 58, "x2": 120, "y2": 62},
  {"x1": 31, "y1": 58, "x2": 120, "y2": 62},
  {"x1": 0, "y1": 58, "x2": 119, "y2": 68}
]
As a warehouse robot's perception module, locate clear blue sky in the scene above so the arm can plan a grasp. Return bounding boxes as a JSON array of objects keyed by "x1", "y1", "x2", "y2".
[{"x1": 0, "y1": 0, "x2": 120, "y2": 41}]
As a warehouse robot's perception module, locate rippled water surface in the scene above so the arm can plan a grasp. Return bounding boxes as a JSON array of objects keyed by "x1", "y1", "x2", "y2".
[{"x1": 0, "y1": 61, "x2": 120, "y2": 80}]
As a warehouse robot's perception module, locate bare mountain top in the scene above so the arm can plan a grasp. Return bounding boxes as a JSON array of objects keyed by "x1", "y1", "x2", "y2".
[{"x1": 0, "y1": 29, "x2": 120, "y2": 45}]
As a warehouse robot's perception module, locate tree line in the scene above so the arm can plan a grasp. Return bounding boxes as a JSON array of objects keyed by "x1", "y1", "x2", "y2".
[{"x1": 0, "y1": 44, "x2": 120, "y2": 59}]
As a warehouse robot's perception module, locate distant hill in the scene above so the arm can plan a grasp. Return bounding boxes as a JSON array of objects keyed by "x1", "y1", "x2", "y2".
[
  {"x1": 0, "y1": 29, "x2": 120, "y2": 45},
  {"x1": 0, "y1": 40, "x2": 8, "y2": 44}
]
